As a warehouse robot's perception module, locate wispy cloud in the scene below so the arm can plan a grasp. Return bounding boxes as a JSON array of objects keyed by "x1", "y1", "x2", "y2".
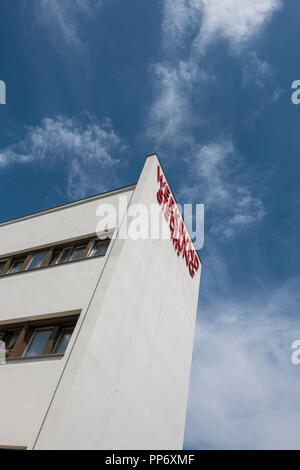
[
  {"x1": 179, "y1": 141, "x2": 265, "y2": 238},
  {"x1": 34, "y1": 0, "x2": 102, "y2": 50},
  {"x1": 152, "y1": 0, "x2": 282, "y2": 142},
  {"x1": 0, "y1": 115, "x2": 123, "y2": 199},
  {"x1": 147, "y1": 0, "x2": 281, "y2": 238},
  {"x1": 183, "y1": 233, "x2": 300, "y2": 450},
  {"x1": 185, "y1": 277, "x2": 300, "y2": 449},
  {"x1": 149, "y1": 62, "x2": 212, "y2": 145},
  {"x1": 155, "y1": 1, "x2": 296, "y2": 450},
  {"x1": 243, "y1": 51, "x2": 273, "y2": 89}
]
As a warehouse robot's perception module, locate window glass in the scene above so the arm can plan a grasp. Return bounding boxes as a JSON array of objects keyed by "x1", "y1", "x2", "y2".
[
  {"x1": 1, "y1": 331, "x2": 21, "y2": 356},
  {"x1": 23, "y1": 328, "x2": 53, "y2": 357},
  {"x1": 70, "y1": 246, "x2": 86, "y2": 261},
  {"x1": 8, "y1": 260, "x2": 25, "y2": 274},
  {"x1": 53, "y1": 328, "x2": 74, "y2": 354},
  {"x1": 57, "y1": 248, "x2": 73, "y2": 264},
  {"x1": 5, "y1": 331, "x2": 20, "y2": 350},
  {"x1": 91, "y1": 241, "x2": 108, "y2": 257},
  {"x1": 26, "y1": 252, "x2": 48, "y2": 270},
  {"x1": 49, "y1": 250, "x2": 62, "y2": 266}
]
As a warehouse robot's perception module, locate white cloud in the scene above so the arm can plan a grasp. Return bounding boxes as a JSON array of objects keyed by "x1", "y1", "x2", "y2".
[
  {"x1": 163, "y1": 0, "x2": 282, "y2": 53},
  {"x1": 197, "y1": 0, "x2": 281, "y2": 52},
  {"x1": 185, "y1": 278, "x2": 300, "y2": 449},
  {"x1": 0, "y1": 115, "x2": 123, "y2": 199}
]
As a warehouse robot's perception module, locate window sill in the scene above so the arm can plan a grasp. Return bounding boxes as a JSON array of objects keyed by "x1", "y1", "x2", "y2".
[{"x1": 5, "y1": 353, "x2": 64, "y2": 362}]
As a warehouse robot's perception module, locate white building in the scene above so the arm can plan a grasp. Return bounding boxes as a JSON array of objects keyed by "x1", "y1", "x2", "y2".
[{"x1": 0, "y1": 154, "x2": 201, "y2": 450}]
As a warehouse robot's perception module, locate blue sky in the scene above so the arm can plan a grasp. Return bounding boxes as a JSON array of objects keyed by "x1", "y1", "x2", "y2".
[{"x1": 1, "y1": 0, "x2": 300, "y2": 450}]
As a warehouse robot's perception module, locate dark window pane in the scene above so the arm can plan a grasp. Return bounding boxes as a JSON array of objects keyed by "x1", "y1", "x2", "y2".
[
  {"x1": 1, "y1": 331, "x2": 21, "y2": 357},
  {"x1": 70, "y1": 246, "x2": 86, "y2": 261},
  {"x1": 53, "y1": 328, "x2": 74, "y2": 354},
  {"x1": 57, "y1": 248, "x2": 73, "y2": 264},
  {"x1": 23, "y1": 328, "x2": 53, "y2": 357},
  {"x1": 91, "y1": 241, "x2": 108, "y2": 257},
  {"x1": 50, "y1": 250, "x2": 62, "y2": 265},
  {"x1": 5, "y1": 331, "x2": 20, "y2": 350}
]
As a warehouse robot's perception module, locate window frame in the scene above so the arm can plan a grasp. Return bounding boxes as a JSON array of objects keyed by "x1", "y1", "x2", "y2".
[{"x1": 0, "y1": 259, "x2": 9, "y2": 275}]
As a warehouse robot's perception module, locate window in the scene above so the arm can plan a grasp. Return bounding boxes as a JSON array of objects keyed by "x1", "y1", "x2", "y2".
[
  {"x1": 53, "y1": 327, "x2": 74, "y2": 354},
  {"x1": 23, "y1": 328, "x2": 53, "y2": 357},
  {"x1": 4, "y1": 331, "x2": 20, "y2": 350},
  {"x1": 70, "y1": 245, "x2": 86, "y2": 261},
  {"x1": 57, "y1": 248, "x2": 73, "y2": 264},
  {"x1": 91, "y1": 240, "x2": 109, "y2": 258},
  {"x1": 0, "y1": 235, "x2": 110, "y2": 277},
  {"x1": 26, "y1": 251, "x2": 48, "y2": 270},
  {"x1": 8, "y1": 259, "x2": 25, "y2": 274},
  {"x1": 49, "y1": 248, "x2": 72, "y2": 266},
  {"x1": 0, "y1": 314, "x2": 79, "y2": 360}
]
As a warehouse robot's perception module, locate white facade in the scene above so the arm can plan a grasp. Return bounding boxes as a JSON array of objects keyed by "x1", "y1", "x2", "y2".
[{"x1": 0, "y1": 154, "x2": 201, "y2": 450}]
